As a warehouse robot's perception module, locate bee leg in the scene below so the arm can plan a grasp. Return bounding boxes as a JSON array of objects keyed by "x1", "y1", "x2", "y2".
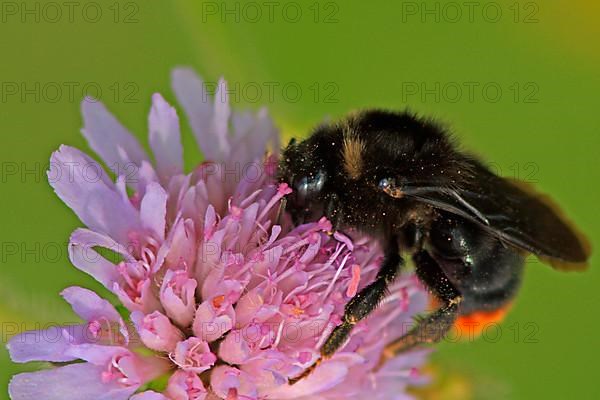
[
  {"x1": 289, "y1": 236, "x2": 402, "y2": 384},
  {"x1": 275, "y1": 196, "x2": 287, "y2": 226},
  {"x1": 325, "y1": 193, "x2": 342, "y2": 231},
  {"x1": 377, "y1": 250, "x2": 462, "y2": 368}
]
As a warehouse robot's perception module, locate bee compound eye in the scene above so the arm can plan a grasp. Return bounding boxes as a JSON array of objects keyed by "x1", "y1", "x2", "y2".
[
  {"x1": 312, "y1": 169, "x2": 326, "y2": 192},
  {"x1": 296, "y1": 176, "x2": 310, "y2": 199},
  {"x1": 295, "y1": 170, "x2": 326, "y2": 200},
  {"x1": 378, "y1": 177, "x2": 395, "y2": 190}
]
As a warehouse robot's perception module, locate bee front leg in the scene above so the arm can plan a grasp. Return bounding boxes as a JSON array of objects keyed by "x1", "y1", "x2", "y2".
[
  {"x1": 290, "y1": 236, "x2": 402, "y2": 384},
  {"x1": 378, "y1": 250, "x2": 462, "y2": 366},
  {"x1": 275, "y1": 197, "x2": 287, "y2": 226}
]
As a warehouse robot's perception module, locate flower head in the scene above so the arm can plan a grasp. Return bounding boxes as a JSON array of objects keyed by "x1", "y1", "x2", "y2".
[{"x1": 8, "y1": 68, "x2": 430, "y2": 399}]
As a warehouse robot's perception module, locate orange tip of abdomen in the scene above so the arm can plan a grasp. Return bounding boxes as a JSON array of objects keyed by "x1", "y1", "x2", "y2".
[{"x1": 454, "y1": 303, "x2": 513, "y2": 338}]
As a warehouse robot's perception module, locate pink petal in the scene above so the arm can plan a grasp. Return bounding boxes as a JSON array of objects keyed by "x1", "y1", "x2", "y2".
[
  {"x1": 218, "y1": 331, "x2": 251, "y2": 365},
  {"x1": 201, "y1": 279, "x2": 243, "y2": 308},
  {"x1": 238, "y1": 351, "x2": 290, "y2": 390},
  {"x1": 68, "y1": 229, "x2": 122, "y2": 289},
  {"x1": 229, "y1": 107, "x2": 280, "y2": 166},
  {"x1": 113, "y1": 275, "x2": 162, "y2": 314},
  {"x1": 192, "y1": 301, "x2": 235, "y2": 343},
  {"x1": 234, "y1": 287, "x2": 279, "y2": 328},
  {"x1": 140, "y1": 182, "x2": 168, "y2": 240},
  {"x1": 160, "y1": 269, "x2": 197, "y2": 327},
  {"x1": 131, "y1": 391, "x2": 169, "y2": 400},
  {"x1": 61, "y1": 286, "x2": 121, "y2": 324},
  {"x1": 64, "y1": 344, "x2": 129, "y2": 365},
  {"x1": 212, "y1": 79, "x2": 231, "y2": 156},
  {"x1": 9, "y1": 363, "x2": 138, "y2": 400},
  {"x1": 8, "y1": 288, "x2": 131, "y2": 363},
  {"x1": 172, "y1": 337, "x2": 217, "y2": 373},
  {"x1": 61, "y1": 286, "x2": 129, "y2": 344},
  {"x1": 81, "y1": 98, "x2": 153, "y2": 188},
  {"x1": 166, "y1": 370, "x2": 207, "y2": 400},
  {"x1": 165, "y1": 218, "x2": 197, "y2": 270},
  {"x1": 49, "y1": 146, "x2": 141, "y2": 244},
  {"x1": 149, "y1": 93, "x2": 183, "y2": 183},
  {"x1": 131, "y1": 311, "x2": 183, "y2": 352},
  {"x1": 7, "y1": 324, "x2": 88, "y2": 363},
  {"x1": 64, "y1": 344, "x2": 169, "y2": 385},
  {"x1": 263, "y1": 361, "x2": 349, "y2": 399},
  {"x1": 171, "y1": 68, "x2": 229, "y2": 161},
  {"x1": 210, "y1": 366, "x2": 257, "y2": 400},
  {"x1": 68, "y1": 227, "x2": 135, "y2": 261},
  {"x1": 333, "y1": 231, "x2": 354, "y2": 251}
]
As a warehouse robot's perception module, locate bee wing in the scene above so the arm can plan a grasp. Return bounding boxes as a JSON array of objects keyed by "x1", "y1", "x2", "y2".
[{"x1": 402, "y1": 164, "x2": 591, "y2": 271}]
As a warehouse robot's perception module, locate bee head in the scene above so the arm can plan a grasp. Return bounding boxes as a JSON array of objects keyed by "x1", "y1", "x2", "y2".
[{"x1": 278, "y1": 136, "x2": 331, "y2": 224}]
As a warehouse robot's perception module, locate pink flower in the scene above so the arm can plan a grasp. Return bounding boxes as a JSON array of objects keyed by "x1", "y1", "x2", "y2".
[
  {"x1": 166, "y1": 370, "x2": 207, "y2": 400},
  {"x1": 171, "y1": 337, "x2": 217, "y2": 373},
  {"x1": 160, "y1": 269, "x2": 198, "y2": 327},
  {"x1": 7, "y1": 68, "x2": 430, "y2": 399},
  {"x1": 131, "y1": 311, "x2": 183, "y2": 352}
]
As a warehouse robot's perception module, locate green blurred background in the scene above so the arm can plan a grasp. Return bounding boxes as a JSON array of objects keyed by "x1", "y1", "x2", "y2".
[{"x1": 1, "y1": 1, "x2": 598, "y2": 398}]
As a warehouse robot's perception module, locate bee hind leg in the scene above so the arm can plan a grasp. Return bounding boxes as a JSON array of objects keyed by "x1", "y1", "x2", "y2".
[{"x1": 378, "y1": 250, "x2": 462, "y2": 367}]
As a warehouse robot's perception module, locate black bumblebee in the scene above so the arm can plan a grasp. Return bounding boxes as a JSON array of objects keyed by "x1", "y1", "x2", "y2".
[{"x1": 278, "y1": 110, "x2": 590, "y2": 382}]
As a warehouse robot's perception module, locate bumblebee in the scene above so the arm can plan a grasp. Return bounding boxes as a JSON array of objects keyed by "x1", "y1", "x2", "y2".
[{"x1": 278, "y1": 110, "x2": 590, "y2": 382}]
